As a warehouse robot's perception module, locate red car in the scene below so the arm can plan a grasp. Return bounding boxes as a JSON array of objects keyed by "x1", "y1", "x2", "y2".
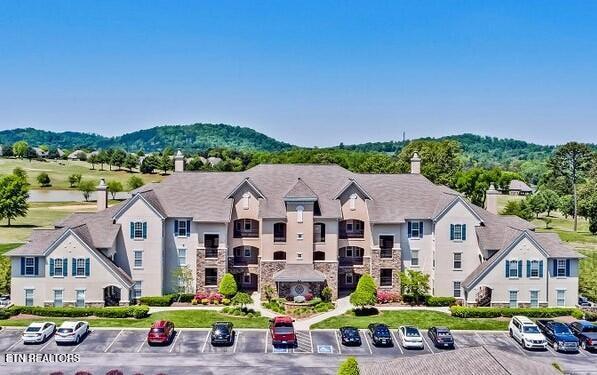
[
  {"x1": 269, "y1": 316, "x2": 296, "y2": 346},
  {"x1": 147, "y1": 320, "x2": 175, "y2": 345}
]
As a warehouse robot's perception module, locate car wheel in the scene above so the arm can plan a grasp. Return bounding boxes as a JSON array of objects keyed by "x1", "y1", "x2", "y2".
[
  {"x1": 509, "y1": 329, "x2": 513, "y2": 338},
  {"x1": 521, "y1": 339, "x2": 526, "y2": 349}
]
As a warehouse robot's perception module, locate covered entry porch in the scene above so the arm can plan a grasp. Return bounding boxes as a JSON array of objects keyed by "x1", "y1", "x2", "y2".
[{"x1": 272, "y1": 264, "x2": 327, "y2": 299}]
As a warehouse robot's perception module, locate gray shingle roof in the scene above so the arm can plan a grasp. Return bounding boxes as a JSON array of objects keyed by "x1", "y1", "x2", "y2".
[
  {"x1": 284, "y1": 178, "x2": 318, "y2": 200},
  {"x1": 273, "y1": 264, "x2": 326, "y2": 282},
  {"x1": 509, "y1": 179, "x2": 532, "y2": 192}
]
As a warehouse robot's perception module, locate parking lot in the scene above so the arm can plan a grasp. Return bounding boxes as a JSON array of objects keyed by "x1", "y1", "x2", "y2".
[{"x1": 1, "y1": 327, "x2": 596, "y2": 360}]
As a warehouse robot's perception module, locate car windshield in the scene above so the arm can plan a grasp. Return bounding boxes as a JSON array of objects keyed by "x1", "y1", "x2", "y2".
[
  {"x1": 581, "y1": 325, "x2": 597, "y2": 333},
  {"x1": 25, "y1": 327, "x2": 41, "y2": 332},
  {"x1": 552, "y1": 324, "x2": 572, "y2": 334},
  {"x1": 151, "y1": 328, "x2": 164, "y2": 333},
  {"x1": 375, "y1": 327, "x2": 390, "y2": 336},
  {"x1": 214, "y1": 325, "x2": 230, "y2": 334},
  {"x1": 523, "y1": 326, "x2": 540, "y2": 333},
  {"x1": 344, "y1": 329, "x2": 359, "y2": 337},
  {"x1": 274, "y1": 327, "x2": 294, "y2": 335},
  {"x1": 405, "y1": 327, "x2": 420, "y2": 337},
  {"x1": 57, "y1": 328, "x2": 73, "y2": 333}
]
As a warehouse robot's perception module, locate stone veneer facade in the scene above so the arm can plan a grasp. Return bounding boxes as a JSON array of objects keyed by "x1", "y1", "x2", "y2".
[
  {"x1": 259, "y1": 260, "x2": 286, "y2": 299},
  {"x1": 370, "y1": 249, "x2": 401, "y2": 293},
  {"x1": 196, "y1": 247, "x2": 227, "y2": 292},
  {"x1": 313, "y1": 261, "x2": 339, "y2": 300}
]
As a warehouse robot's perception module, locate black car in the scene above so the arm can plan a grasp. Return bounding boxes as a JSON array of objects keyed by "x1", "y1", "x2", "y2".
[
  {"x1": 536, "y1": 319, "x2": 579, "y2": 352},
  {"x1": 427, "y1": 326, "x2": 454, "y2": 348},
  {"x1": 568, "y1": 320, "x2": 597, "y2": 351},
  {"x1": 339, "y1": 327, "x2": 362, "y2": 346},
  {"x1": 210, "y1": 322, "x2": 235, "y2": 346},
  {"x1": 578, "y1": 296, "x2": 593, "y2": 307},
  {"x1": 367, "y1": 323, "x2": 393, "y2": 346}
]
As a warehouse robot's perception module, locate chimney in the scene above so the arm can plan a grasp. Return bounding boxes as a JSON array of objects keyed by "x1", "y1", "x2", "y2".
[
  {"x1": 410, "y1": 152, "x2": 421, "y2": 174},
  {"x1": 485, "y1": 183, "x2": 500, "y2": 214},
  {"x1": 174, "y1": 150, "x2": 185, "y2": 173},
  {"x1": 97, "y1": 178, "x2": 108, "y2": 212}
]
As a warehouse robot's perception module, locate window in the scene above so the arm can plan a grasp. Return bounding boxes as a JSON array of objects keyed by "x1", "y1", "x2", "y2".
[
  {"x1": 349, "y1": 193, "x2": 357, "y2": 211},
  {"x1": 314, "y1": 223, "x2": 325, "y2": 243},
  {"x1": 53, "y1": 289, "x2": 63, "y2": 307},
  {"x1": 509, "y1": 290, "x2": 518, "y2": 308},
  {"x1": 557, "y1": 259, "x2": 567, "y2": 277},
  {"x1": 54, "y1": 258, "x2": 63, "y2": 276},
  {"x1": 25, "y1": 289, "x2": 34, "y2": 306},
  {"x1": 530, "y1": 290, "x2": 539, "y2": 308},
  {"x1": 244, "y1": 220, "x2": 252, "y2": 231},
  {"x1": 25, "y1": 257, "x2": 35, "y2": 275},
  {"x1": 133, "y1": 281, "x2": 142, "y2": 299},
  {"x1": 243, "y1": 273, "x2": 251, "y2": 285},
  {"x1": 380, "y1": 235, "x2": 393, "y2": 258},
  {"x1": 244, "y1": 247, "x2": 252, "y2": 257},
  {"x1": 234, "y1": 219, "x2": 259, "y2": 238},
  {"x1": 273, "y1": 223, "x2": 286, "y2": 242},
  {"x1": 273, "y1": 251, "x2": 286, "y2": 260},
  {"x1": 75, "y1": 290, "x2": 85, "y2": 308},
  {"x1": 297, "y1": 252, "x2": 303, "y2": 260},
  {"x1": 380, "y1": 269, "x2": 392, "y2": 287},
  {"x1": 297, "y1": 233, "x2": 304, "y2": 240},
  {"x1": 529, "y1": 260, "x2": 539, "y2": 278},
  {"x1": 557, "y1": 289, "x2": 566, "y2": 307},
  {"x1": 345, "y1": 273, "x2": 354, "y2": 285},
  {"x1": 408, "y1": 221, "x2": 423, "y2": 238},
  {"x1": 177, "y1": 248, "x2": 187, "y2": 266},
  {"x1": 411, "y1": 250, "x2": 419, "y2": 266},
  {"x1": 453, "y1": 281, "x2": 461, "y2": 298},
  {"x1": 134, "y1": 251, "x2": 143, "y2": 268},
  {"x1": 296, "y1": 205, "x2": 304, "y2": 223},
  {"x1": 450, "y1": 224, "x2": 467, "y2": 241},
  {"x1": 508, "y1": 260, "x2": 519, "y2": 278},
  {"x1": 453, "y1": 253, "x2": 462, "y2": 270},
  {"x1": 205, "y1": 268, "x2": 217, "y2": 286},
  {"x1": 76, "y1": 258, "x2": 86, "y2": 276},
  {"x1": 133, "y1": 221, "x2": 144, "y2": 239},
  {"x1": 176, "y1": 219, "x2": 189, "y2": 237},
  {"x1": 313, "y1": 251, "x2": 325, "y2": 261},
  {"x1": 242, "y1": 192, "x2": 250, "y2": 210}
]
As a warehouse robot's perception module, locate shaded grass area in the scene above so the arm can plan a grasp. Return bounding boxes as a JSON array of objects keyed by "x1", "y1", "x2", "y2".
[
  {"x1": 0, "y1": 158, "x2": 165, "y2": 190},
  {"x1": 0, "y1": 243, "x2": 22, "y2": 255},
  {"x1": 0, "y1": 309, "x2": 270, "y2": 329},
  {"x1": 310, "y1": 310, "x2": 508, "y2": 330}
]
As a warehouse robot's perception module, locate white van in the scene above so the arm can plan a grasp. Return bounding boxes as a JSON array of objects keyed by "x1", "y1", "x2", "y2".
[{"x1": 508, "y1": 316, "x2": 547, "y2": 350}]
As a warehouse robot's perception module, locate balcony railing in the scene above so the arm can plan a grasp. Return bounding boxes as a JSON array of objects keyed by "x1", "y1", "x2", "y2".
[
  {"x1": 233, "y1": 229, "x2": 259, "y2": 238},
  {"x1": 274, "y1": 235, "x2": 286, "y2": 243},
  {"x1": 339, "y1": 256, "x2": 364, "y2": 266},
  {"x1": 339, "y1": 230, "x2": 364, "y2": 239},
  {"x1": 380, "y1": 248, "x2": 393, "y2": 258},
  {"x1": 205, "y1": 276, "x2": 218, "y2": 286},
  {"x1": 205, "y1": 248, "x2": 219, "y2": 259},
  {"x1": 380, "y1": 276, "x2": 393, "y2": 287},
  {"x1": 233, "y1": 255, "x2": 259, "y2": 266}
]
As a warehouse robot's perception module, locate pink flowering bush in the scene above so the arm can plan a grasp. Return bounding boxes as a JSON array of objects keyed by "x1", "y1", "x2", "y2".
[
  {"x1": 304, "y1": 292, "x2": 314, "y2": 301},
  {"x1": 376, "y1": 290, "x2": 400, "y2": 304}
]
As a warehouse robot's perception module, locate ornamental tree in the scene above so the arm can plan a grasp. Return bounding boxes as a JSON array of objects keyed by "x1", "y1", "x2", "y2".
[{"x1": 218, "y1": 273, "x2": 238, "y2": 298}]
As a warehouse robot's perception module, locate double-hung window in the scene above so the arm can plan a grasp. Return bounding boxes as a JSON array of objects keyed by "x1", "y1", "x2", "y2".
[
  {"x1": 557, "y1": 259, "x2": 567, "y2": 277},
  {"x1": 75, "y1": 290, "x2": 85, "y2": 308},
  {"x1": 345, "y1": 273, "x2": 354, "y2": 285},
  {"x1": 133, "y1": 251, "x2": 143, "y2": 269},
  {"x1": 529, "y1": 260, "x2": 540, "y2": 278},
  {"x1": 76, "y1": 258, "x2": 86, "y2": 276},
  {"x1": 134, "y1": 222, "x2": 144, "y2": 239},
  {"x1": 409, "y1": 221, "x2": 422, "y2": 238},
  {"x1": 530, "y1": 290, "x2": 539, "y2": 308},
  {"x1": 176, "y1": 220, "x2": 189, "y2": 237},
  {"x1": 24, "y1": 257, "x2": 35, "y2": 275},
  {"x1": 54, "y1": 258, "x2": 63, "y2": 276},
  {"x1": 450, "y1": 224, "x2": 467, "y2": 241},
  {"x1": 556, "y1": 289, "x2": 566, "y2": 307},
  {"x1": 133, "y1": 281, "x2": 142, "y2": 299},
  {"x1": 509, "y1": 290, "x2": 518, "y2": 308},
  {"x1": 53, "y1": 289, "x2": 63, "y2": 307},
  {"x1": 177, "y1": 248, "x2": 187, "y2": 266},
  {"x1": 508, "y1": 260, "x2": 519, "y2": 278},
  {"x1": 25, "y1": 289, "x2": 34, "y2": 306},
  {"x1": 411, "y1": 250, "x2": 419, "y2": 266},
  {"x1": 453, "y1": 281, "x2": 461, "y2": 298},
  {"x1": 453, "y1": 253, "x2": 462, "y2": 270}
]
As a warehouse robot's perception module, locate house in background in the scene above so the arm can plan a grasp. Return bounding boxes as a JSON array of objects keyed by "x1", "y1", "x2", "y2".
[
  {"x1": 68, "y1": 150, "x2": 87, "y2": 161},
  {"x1": 508, "y1": 179, "x2": 533, "y2": 195},
  {"x1": 6, "y1": 154, "x2": 581, "y2": 308}
]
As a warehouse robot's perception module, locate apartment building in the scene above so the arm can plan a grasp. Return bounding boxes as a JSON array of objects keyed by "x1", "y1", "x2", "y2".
[{"x1": 7, "y1": 153, "x2": 581, "y2": 307}]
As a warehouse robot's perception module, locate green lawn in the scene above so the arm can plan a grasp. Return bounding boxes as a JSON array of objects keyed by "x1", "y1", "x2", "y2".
[
  {"x1": 0, "y1": 309, "x2": 270, "y2": 329},
  {"x1": 311, "y1": 310, "x2": 508, "y2": 331},
  {"x1": 0, "y1": 158, "x2": 165, "y2": 190},
  {"x1": 0, "y1": 243, "x2": 22, "y2": 255}
]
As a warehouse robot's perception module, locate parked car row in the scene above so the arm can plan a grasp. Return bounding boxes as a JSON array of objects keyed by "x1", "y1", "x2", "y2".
[
  {"x1": 22, "y1": 321, "x2": 89, "y2": 345},
  {"x1": 355, "y1": 323, "x2": 454, "y2": 349}
]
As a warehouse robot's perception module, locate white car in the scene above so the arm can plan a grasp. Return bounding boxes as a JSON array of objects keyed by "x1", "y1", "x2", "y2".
[
  {"x1": 508, "y1": 316, "x2": 547, "y2": 350},
  {"x1": 55, "y1": 321, "x2": 89, "y2": 345},
  {"x1": 398, "y1": 325, "x2": 424, "y2": 349},
  {"x1": 22, "y1": 322, "x2": 56, "y2": 344}
]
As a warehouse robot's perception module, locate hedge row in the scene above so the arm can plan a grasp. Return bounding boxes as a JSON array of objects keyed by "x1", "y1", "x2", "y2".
[
  {"x1": 450, "y1": 306, "x2": 583, "y2": 319},
  {"x1": 139, "y1": 293, "x2": 195, "y2": 306},
  {"x1": 401, "y1": 294, "x2": 456, "y2": 306},
  {"x1": 583, "y1": 310, "x2": 597, "y2": 321},
  {"x1": 6, "y1": 305, "x2": 149, "y2": 319}
]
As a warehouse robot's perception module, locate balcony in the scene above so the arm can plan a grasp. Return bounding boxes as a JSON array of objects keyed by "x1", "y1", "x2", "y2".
[
  {"x1": 233, "y1": 246, "x2": 259, "y2": 266},
  {"x1": 339, "y1": 230, "x2": 364, "y2": 239},
  {"x1": 205, "y1": 248, "x2": 219, "y2": 259},
  {"x1": 233, "y1": 219, "x2": 259, "y2": 238},
  {"x1": 380, "y1": 248, "x2": 393, "y2": 258},
  {"x1": 339, "y1": 220, "x2": 365, "y2": 239},
  {"x1": 339, "y1": 257, "x2": 364, "y2": 266}
]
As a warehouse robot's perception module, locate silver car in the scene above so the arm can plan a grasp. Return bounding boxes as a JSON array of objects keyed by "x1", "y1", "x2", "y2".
[
  {"x1": 22, "y1": 322, "x2": 56, "y2": 344},
  {"x1": 55, "y1": 321, "x2": 89, "y2": 345}
]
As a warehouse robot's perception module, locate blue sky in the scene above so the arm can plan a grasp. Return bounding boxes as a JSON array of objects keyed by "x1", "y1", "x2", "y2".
[{"x1": 1, "y1": 1, "x2": 596, "y2": 146}]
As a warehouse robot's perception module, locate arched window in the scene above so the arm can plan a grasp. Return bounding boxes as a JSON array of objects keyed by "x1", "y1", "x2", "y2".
[
  {"x1": 313, "y1": 251, "x2": 325, "y2": 261},
  {"x1": 296, "y1": 205, "x2": 304, "y2": 223},
  {"x1": 233, "y1": 219, "x2": 259, "y2": 238},
  {"x1": 349, "y1": 193, "x2": 357, "y2": 211},
  {"x1": 273, "y1": 251, "x2": 286, "y2": 260},
  {"x1": 242, "y1": 192, "x2": 250, "y2": 210}
]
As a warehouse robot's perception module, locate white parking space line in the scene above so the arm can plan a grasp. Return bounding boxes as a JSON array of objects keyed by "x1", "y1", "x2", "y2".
[
  {"x1": 334, "y1": 331, "x2": 342, "y2": 355},
  {"x1": 391, "y1": 331, "x2": 403, "y2": 355},
  {"x1": 136, "y1": 338, "x2": 145, "y2": 353},
  {"x1": 545, "y1": 344, "x2": 558, "y2": 356},
  {"x1": 362, "y1": 331, "x2": 373, "y2": 355},
  {"x1": 577, "y1": 348, "x2": 589, "y2": 357},
  {"x1": 475, "y1": 332, "x2": 486, "y2": 345},
  {"x1": 233, "y1": 331, "x2": 240, "y2": 353},
  {"x1": 309, "y1": 331, "x2": 314, "y2": 353},
  {"x1": 503, "y1": 333, "x2": 527, "y2": 357},
  {"x1": 104, "y1": 330, "x2": 123, "y2": 353},
  {"x1": 421, "y1": 334, "x2": 434, "y2": 354},
  {"x1": 39, "y1": 339, "x2": 53, "y2": 352},
  {"x1": 169, "y1": 330, "x2": 182, "y2": 353},
  {"x1": 264, "y1": 331, "x2": 268, "y2": 353},
  {"x1": 201, "y1": 331, "x2": 211, "y2": 353},
  {"x1": 6, "y1": 338, "x2": 22, "y2": 352}
]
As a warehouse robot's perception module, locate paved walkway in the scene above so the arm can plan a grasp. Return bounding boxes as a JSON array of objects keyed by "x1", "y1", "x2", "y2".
[
  {"x1": 148, "y1": 305, "x2": 224, "y2": 313},
  {"x1": 248, "y1": 292, "x2": 277, "y2": 319},
  {"x1": 294, "y1": 296, "x2": 353, "y2": 330}
]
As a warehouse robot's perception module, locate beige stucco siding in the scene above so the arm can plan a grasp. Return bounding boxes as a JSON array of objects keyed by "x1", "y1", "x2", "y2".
[
  {"x1": 163, "y1": 218, "x2": 200, "y2": 293},
  {"x1": 434, "y1": 201, "x2": 483, "y2": 297},
  {"x1": 547, "y1": 258, "x2": 579, "y2": 307},
  {"x1": 114, "y1": 198, "x2": 164, "y2": 296},
  {"x1": 401, "y1": 220, "x2": 434, "y2": 285},
  {"x1": 10, "y1": 233, "x2": 129, "y2": 306}
]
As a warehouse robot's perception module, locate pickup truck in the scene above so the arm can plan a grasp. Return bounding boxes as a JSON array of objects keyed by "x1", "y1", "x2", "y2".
[
  {"x1": 569, "y1": 320, "x2": 597, "y2": 351},
  {"x1": 536, "y1": 319, "x2": 579, "y2": 352}
]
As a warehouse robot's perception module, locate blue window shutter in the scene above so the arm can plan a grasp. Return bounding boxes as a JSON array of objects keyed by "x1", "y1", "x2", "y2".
[
  {"x1": 63, "y1": 258, "x2": 68, "y2": 277},
  {"x1": 72, "y1": 258, "x2": 77, "y2": 275},
  {"x1": 34, "y1": 257, "x2": 39, "y2": 275},
  {"x1": 130, "y1": 222, "x2": 134, "y2": 239},
  {"x1": 20, "y1": 257, "x2": 25, "y2": 275},
  {"x1": 462, "y1": 224, "x2": 467, "y2": 240},
  {"x1": 450, "y1": 224, "x2": 455, "y2": 240},
  {"x1": 85, "y1": 258, "x2": 90, "y2": 276},
  {"x1": 539, "y1": 260, "x2": 544, "y2": 278},
  {"x1": 552, "y1": 259, "x2": 557, "y2": 276},
  {"x1": 142, "y1": 222, "x2": 147, "y2": 239},
  {"x1": 419, "y1": 221, "x2": 424, "y2": 238},
  {"x1": 174, "y1": 220, "x2": 179, "y2": 235},
  {"x1": 526, "y1": 260, "x2": 531, "y2": 278},
  {"x1": 518, "y1": 260, "x2": 522, "y2": 278},
  {"x1": 187, "y1": 220, "x2": 191, "y2": 237},
  {"x1": 407, "y1": 222, "x2": 412, "y2": 238},
  {"x1": 505, "y1": 260, "x2": 510, "y2": 277},
  {"x1": 49, "y1": 258, "x2": 55, "y2": 276},
  {"x1": 565, "y1": 259, "x2": 570, "y2": 277}
]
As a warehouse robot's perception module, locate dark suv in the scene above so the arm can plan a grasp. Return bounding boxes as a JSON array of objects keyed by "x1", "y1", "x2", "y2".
[
  {"x1": 210, "y1": 322, "x2": 235, "y2": 346},
  {"x1": 367, "y1": 323, "x2": 393, "y2": 346}
]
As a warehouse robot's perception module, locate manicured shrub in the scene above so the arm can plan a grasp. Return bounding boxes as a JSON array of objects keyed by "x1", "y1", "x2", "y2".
[
  {"x1": 450, "y1": 306, "x2": 583, "y2": 318},
  {"x1": 309, "y1": 297, "x2": 323, "y2": 306},
  {"x1": 139, "y1": 295, "x2": 174, "y2": 306},
  {"x1": 583, "y1": 310, "x2": 597, "y2": 321},
  {"x1": 376, "y1": 290, "x2": 400, "y2": 304},
  {"x1": 350, "y1": 273, "x2": 376, "y2": 308},
  {"x1": 175, "y1": 293, "x2": 195, "y2": 303},
  {"x1": 201, "y1": 298, "x2": 209, "y2": 305},
  {"x1": 8, "y1": 305, "x2": 149, "y2": 319},
  {"x1": 304, "y1": 292, "x2": 314, "y2": 301},
  {"x1": 218, "y1": 273, "x2": 238, "y2": 298},
  {"x1": 191, "y1": 299, "x2": 198, "y2": 305},
  {"x1": 321, "y1": 286, "x2": 333, "y2": 302},
  {"x1": 425, "y1": 296, "x2": 456, "y2": 307},
  {"x1": 222, "y1": 298, "x2": 231, "y2": 305},
  {"x1": 337, "y1": 356, "x2": 359, "y2": 375}
]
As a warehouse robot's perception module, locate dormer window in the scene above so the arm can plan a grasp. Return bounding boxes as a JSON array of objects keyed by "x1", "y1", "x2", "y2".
[
  {"x1": 296, "y1": 205, "x2": 304, "y2": 223},
  {"x1": 242, "y1": 192, "x2": 250, "y2": 210},
  {"x1": 349, "y1": 194, "x2": 357, "y2": 211}
]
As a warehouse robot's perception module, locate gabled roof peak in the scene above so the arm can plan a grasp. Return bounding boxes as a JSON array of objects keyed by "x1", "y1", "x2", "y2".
[{"x1": 284, "y1": 178, "x2": 318, "y2": 201}]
